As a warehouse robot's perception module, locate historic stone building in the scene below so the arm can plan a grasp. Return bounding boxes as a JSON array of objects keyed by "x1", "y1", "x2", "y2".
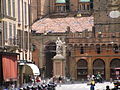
[
  {"x1": 31, "y1": 0, "x2": 120, "y2": 81},
  {"x1": 31, "y1": 16, "x2": 94, "y2": 78},
  {"x1": 94, "y1": 0, "x2": 120, "y2": 33},
  {"x1": 0, "y1": 0, "x2": 33, "y2": 86},
  {"x1": 30, "y1": 0, "x2": 93, "y2": 23}
]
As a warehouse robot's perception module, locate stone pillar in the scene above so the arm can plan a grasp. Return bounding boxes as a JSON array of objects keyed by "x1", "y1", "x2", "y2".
[
  {"x1": 53, "y1": 54, "x2": 65, "y2": 77},
  {"x1": 105, "y1": 59, "x2": 110, "y2": 80},
  {"x1": 70, "y1": 0, "x2": 78, "y2": 11},
  {"x1": 88, "y1": 57, "x2": 93, "y2": 75}
]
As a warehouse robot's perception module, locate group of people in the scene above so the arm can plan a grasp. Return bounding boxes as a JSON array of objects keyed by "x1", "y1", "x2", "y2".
[
  {"x1": 87, "y1": 72, "x2": 103, "y2": 83},
  {"x1": 87, "y1": 72, "x2": 103, "y2": 90}
]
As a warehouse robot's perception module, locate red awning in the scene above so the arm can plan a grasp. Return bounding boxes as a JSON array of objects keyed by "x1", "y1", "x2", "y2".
[{"x1": 2, "y1": 55, "x2": 18, "y2": 81}]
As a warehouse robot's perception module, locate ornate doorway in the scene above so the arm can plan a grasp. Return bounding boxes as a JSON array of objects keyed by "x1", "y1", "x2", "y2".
[
  {"x1": 110, "y1": 58, "x2": 120, "y2": 79},
  {"x1": 45, "y1": 42, "x2": 56, "y2": 78},
  {"x1": 93, "y1": 59, "x2": 105, "y2": 79},
  {"x1": 77, "y1": 59, "x2": 88, "y2": 80}
]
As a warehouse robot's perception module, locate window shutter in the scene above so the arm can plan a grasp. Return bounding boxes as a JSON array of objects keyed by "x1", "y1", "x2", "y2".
[
  {"x1": 13, "y1": 0, "x2": 15, "y2": 17},
  {"x1": 8, "y1": 0, "x2": 11, "y2": 16},
  {"x1": 4, "y1": 21, "x2": 7, "y2": 41},
  {"x1": 3, "y1": 0, "x2": 7, "y2": 15},
  {"x1": 18, "y1": 0, "x2": 20, "y2": 22}
]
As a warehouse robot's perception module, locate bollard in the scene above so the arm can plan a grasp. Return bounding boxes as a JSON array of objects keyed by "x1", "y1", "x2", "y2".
[
  {"x1": 110, "y1": 78, "x2": 113, "y2": 83},
  {"x1": 82, "y1": 79, "x2": 84, "y2": 83}
]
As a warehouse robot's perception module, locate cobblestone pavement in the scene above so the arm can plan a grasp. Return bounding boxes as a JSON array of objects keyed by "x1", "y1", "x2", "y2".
[{"x1": 56, "y1": 82, "x2": 114, "y2": 90}]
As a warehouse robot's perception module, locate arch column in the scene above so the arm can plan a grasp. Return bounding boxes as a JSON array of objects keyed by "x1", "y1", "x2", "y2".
[
  {"x1": 69, "y1": 57, "x2": 76, "y2": 80},
  {"x1": 105, "y1": 58, "x2": 110, "y2": 80},
  {"x1": 88, "y1": 57, "x2": 93, "y2": 75}
]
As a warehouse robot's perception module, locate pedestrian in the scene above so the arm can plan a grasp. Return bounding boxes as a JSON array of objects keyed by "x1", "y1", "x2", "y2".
[
  {"x1": 90, "y1": 79, "x2": 95, "y2": 90},
  {"x1": 91, "y1": 74, "x2": 95, "y2": 81},
  {"x1": 36, "y1": 75, "x2": 41, "y2": 83},
  {"x1": 87, "y1": 74, "x2": 90, "y2": 81},
  {"x1": 106, "y1": 85, "x2": 110, "y2": 90},
  {"x1": 96, "y1": 72, "x2": 102, "y2": 83},
  {"x1": 58, "y1": 75, "x2": 62, "y2": 87}
]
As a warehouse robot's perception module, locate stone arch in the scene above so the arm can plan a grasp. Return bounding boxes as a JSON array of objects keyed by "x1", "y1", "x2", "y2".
[
  {"x1": 93, "y1": 59, "x2": 105, "y2": 78},
  {"x1": 74, "y1": 44, "x2": 79, "y2": 48},
  {"x1": 110, "y1": 58, "x2": 120, "y2": 79},
  {"x1": 44, "y1": 42, "x2": 56, "y2": 78},
  {"x1": 76, "y1": 59, "x2": 88, "y2": 80}
]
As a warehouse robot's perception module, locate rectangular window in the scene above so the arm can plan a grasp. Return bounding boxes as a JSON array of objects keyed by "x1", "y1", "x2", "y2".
[
  {"x1": 0, "y1": 0, "x2": 1, "y2": 15},
  {"x1": 87, "y1": 5, "x2": 90, "y2": 10},
  {"x1": 79, "y1": 4, "x2": 82, "y2": 11},
  {"x1": 13, "y1": 24, "x2": 16, "y2": 45},
  {"x1": 18, "y1": 0, "x2": 20, "y2": 22},
  {"x1": 3, "y1": 0, "x2": 7, "y2": 15},
  {"x1": 9, "y1": 23, "x2": 12, "y2": 38},
  {"x1": 4, "y1": 21, "x2": 7, "y2": 41},
  {"x1": 13, "y1": 0, "x2": 15, "y2": 17},
  {"x1": 24, "y1": 2, "x2": 27, "y2": 25},
  {"x1": 83, "y1": 4, "x2": 85, "y2": 10},
  {"x1": 80, "y1": 47, "x2": 84, "y2": 54},
  {"x1": 13, "y1": 24, "x2": 16, "y2": 37},
  {"x1": 25, "y1": 31, "x2": 28, "y2": 50},
  {"x1": 17, "y1": 30, "x2": 23, "y2": 49},
  {"x1": 8, "y1": 0, "x2": 11, "y2": 16}
]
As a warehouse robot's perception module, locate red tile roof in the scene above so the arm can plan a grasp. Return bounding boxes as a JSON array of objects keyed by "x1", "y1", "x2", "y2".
[{"x1": 32, "y1": 16, "x2": 94, "y2": 33}]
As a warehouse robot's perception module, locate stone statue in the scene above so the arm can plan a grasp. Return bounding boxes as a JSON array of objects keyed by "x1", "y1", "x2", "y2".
[{"x1": 56, "y1": 37, "x2": 65, "y2": 54}]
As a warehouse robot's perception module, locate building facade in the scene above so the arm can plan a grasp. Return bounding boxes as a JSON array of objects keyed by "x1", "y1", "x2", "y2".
[
  {"x1": 0, "y1": 0, "x2": 19, "y2": 85},
  {"x1": 94, "y1": 0, "x2": 120, "y2": 33},
  {"x1": 31, "y1": 27, "x2": 120, "y2": 81},
  {"x1": 0, "y1": 0, "x2": 33, "y2": 86},
  {"x1": 31, "y1": 0, "x2": 120, "y2": 81},
  {"x1": 30, "y1": 0, "x2": 93, "y2": 23},
  {"x1": 0, "y1": 0, "x2": 32, "y2": 62},
  {"x1": 16, "y1": 0, "x2": 32, "y2": 61}
]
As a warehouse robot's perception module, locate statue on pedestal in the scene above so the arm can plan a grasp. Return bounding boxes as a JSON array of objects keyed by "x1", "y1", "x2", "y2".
[{"x1": 56, "y1": 37, "x2": 65, "y2": 54}]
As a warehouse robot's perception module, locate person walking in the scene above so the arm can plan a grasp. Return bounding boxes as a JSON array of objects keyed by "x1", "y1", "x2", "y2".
[
  {"x1": 58, "y1": 75, "x2": 62, "y2": 87},
  {"x1": 36, "y1": 75, "x2": 41, "y2": 83},
  {"x1": 90, "y1": 79, "x2": 95, "y2": 90},
  {"x1": 106, "y1": 86, "x2": 110, "y2": 90},
  {"x1": 96, "y1": 72, "x2": 102, "y2": 83},
  {"x1": 87, "y1": 74, "x2": 91, "y2": 81}
]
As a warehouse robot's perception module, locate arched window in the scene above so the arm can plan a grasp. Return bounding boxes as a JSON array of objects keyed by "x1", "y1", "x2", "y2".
[
  {"x1": 45, "y1": 42, "x2": 56, "y2": 78},
  {"x1": 93, "y1": 59, "x2": 105, "y2": 78},
  {"x1": 110, "y1": 59, "x2": 120, "y2": 79},
  {"x1": 101, "y1": 44, "x2": 106, "y2": 52},
  {"x1": 96, "y1": 44, "x2": 101, "y2": 54},
  {"x1": 80, "y1": 46, "x2": 84, "y2": 54},
  {"x1": 113, "y1": 44, "x2": 119, "y2": 53},
  {"x1": 77, "y1": 59, "x2": 88, "y2": 80}
]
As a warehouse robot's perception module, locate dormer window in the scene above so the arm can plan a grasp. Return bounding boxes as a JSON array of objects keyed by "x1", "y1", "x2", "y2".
[
  {"x1": 55, "y1": 0, "x2": 66, "y2": 12},
  {"x1": 78, "y1": 0, "x2": 93, "y2": 13}
]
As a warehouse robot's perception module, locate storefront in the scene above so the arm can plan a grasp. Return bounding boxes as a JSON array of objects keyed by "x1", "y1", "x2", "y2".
[
  {"x1": 0, "y1": 52, "x2": 19, "y2": 87},
  {"x1": 18, "y1": 60, "x2": 40, "y2": 85}
]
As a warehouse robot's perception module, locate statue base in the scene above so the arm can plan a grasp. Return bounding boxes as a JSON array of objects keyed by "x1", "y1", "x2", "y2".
[{"x1": 53, "y1": 54, "x2": 65, "y2": 77}]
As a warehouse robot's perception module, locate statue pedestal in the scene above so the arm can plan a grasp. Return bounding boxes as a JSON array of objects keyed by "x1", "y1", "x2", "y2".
[{"x1": 53, "y1": 54, "x2": 65, "y2": 77}]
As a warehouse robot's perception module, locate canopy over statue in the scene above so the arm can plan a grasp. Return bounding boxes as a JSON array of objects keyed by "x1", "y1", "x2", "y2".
[{"x1": 56, "y1": 37, "x2": 65, "y2": 54}]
